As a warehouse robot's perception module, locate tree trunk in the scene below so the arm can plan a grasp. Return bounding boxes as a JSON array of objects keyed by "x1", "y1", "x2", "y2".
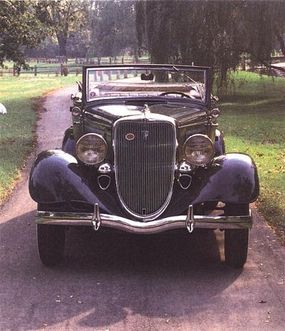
[
  {"x1": 275, "y1": 32, "x2": 285, "y2": 57},
  {"x1": 57, "y1": 32, "x2": 67, "y2": 61}
]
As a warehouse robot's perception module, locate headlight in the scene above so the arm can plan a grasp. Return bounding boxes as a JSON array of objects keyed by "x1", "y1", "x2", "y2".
[
  {"x1": 184, "y1": 134, "x2": 214, "y2": 166},
  {"x1": 76, "y1": 133, "x2": 107, "y2": 165}
]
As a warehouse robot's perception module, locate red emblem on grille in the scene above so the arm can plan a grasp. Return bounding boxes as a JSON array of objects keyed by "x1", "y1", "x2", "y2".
[{"x1": 125, "y1": 133, "x2": 135, "y2": 141}]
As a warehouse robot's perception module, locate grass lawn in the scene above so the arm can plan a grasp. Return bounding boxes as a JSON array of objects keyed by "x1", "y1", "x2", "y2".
[
  {"x1": 0, "y1": 74, "x2": 77, "y2": 204},
  {"x1": 217, "y1": 71, "x2": 285, "y2": 241}
]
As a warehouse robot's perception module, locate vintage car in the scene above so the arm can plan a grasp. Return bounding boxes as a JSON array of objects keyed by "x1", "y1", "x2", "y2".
[{"x1": 29, "y1": 64, "x2": 259, "y2": 268}]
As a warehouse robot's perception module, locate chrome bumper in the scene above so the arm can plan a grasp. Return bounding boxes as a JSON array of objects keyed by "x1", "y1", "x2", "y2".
[{"x1": 36, "y1": 204, "x2": 252, "y2": 234}]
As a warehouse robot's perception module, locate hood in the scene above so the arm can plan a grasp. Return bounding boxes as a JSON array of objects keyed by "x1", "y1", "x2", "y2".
[{"x1": 86, "y1": 102, "x2": 208, "y2": 128}]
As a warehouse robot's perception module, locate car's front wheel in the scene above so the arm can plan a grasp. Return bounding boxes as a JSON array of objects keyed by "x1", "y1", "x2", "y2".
[
  {"x1": 37, "y1": 224, "x2": 65, "y2": 266},
  {"x1": 224, "y1": 204, "x2": 249, "y2": 268}
]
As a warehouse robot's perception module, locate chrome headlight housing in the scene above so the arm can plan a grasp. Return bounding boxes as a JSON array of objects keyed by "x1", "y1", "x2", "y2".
[
  {"x1": 184, "y1": 134, "x2": 214, "y2": 166},
  {"x1": 76, "y1": 133, "x2": 107, "y2": 165}
]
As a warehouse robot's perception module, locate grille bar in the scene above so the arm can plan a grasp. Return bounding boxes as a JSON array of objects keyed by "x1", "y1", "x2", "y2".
[{"x1": 114, "y1": 116, "x2": 176, "y2": 220}]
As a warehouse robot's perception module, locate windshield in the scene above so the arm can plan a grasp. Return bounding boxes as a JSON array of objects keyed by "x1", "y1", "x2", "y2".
[{"x1": 85, "y1": 65, "x2": 209, "y2": 104}]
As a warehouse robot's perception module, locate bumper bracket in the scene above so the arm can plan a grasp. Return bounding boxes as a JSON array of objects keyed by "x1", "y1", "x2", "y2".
[
  {"x1": 186, "y1": 205, "x2": 195, "y2": 233},
  {"x1": 91, "y1": 203, "x2": 101, "y2": 231}
]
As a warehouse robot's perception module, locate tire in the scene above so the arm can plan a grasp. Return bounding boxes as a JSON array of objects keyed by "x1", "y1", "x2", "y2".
[
  {"x1": 37, "y1": 224, "x2": 65, "y2": 266},
  {"x1": 224, "y1": 204, "x2": 249, "y2": 268}
]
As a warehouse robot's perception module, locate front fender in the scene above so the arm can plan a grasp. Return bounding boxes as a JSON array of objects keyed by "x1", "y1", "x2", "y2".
[
  {"x1": 62, "y1": 128, "x2": 76, "y2": 156},
  {"x1": 29, "y1": 150, "x2": 120, "y2": 215},
  {"x1": 29, "y1": 150, "x2": 92, "y2": 203},
  {"x1": 191, "y1": 153, "x2": 259, "y2": 204},
  {"x1": 163, "y1": 153, "x2": 259, "y2": 216}
]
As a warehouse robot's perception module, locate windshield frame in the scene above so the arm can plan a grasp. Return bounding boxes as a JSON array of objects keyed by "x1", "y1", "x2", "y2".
[{"x1": 82, "y1": 64, "x2": 212, "y2": 107}]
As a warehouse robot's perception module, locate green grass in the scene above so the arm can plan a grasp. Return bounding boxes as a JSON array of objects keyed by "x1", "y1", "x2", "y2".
[
  {"x1": 0, "y1": 75, "x2": 77, "y2": 204},
  {"x1": 217, "y1": 71, "x2": 285, "y2": 241}
]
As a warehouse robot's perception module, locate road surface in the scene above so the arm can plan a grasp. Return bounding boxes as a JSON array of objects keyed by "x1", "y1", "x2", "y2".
[{"x1": 0, "y1": 87, "x2": 285, "y2": 331}]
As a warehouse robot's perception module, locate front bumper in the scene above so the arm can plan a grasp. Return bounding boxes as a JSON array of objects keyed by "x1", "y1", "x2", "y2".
[{"x1": 36, "y1": 204, "x2": 252, "y2": 234}]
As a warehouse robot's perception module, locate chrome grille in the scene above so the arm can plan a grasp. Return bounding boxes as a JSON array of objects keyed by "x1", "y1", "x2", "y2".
[{"x1": 114, "y1": 117, "x2": 176, "y2": 220}]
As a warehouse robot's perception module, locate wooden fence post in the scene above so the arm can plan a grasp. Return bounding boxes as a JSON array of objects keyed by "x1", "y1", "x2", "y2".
[
  {"x1": 34, "y1": 65, "x2": 37, "y2": 76},
  {"x1": 99, "y1": 71, "x2": 103, "y2": 81}
]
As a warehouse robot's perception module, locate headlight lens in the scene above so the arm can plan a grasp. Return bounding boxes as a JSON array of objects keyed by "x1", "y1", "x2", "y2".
[
  {"x1": 184, "y1": 134, "x2": 214, "y2": 166},
  {"x1": 76, "y1": 133, "x2": 107, "y2": 165}
]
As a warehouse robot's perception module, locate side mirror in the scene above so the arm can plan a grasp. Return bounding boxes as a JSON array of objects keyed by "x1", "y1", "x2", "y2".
[{"x1": 0, "y1": 103, "x2": 7, "y2": 115}]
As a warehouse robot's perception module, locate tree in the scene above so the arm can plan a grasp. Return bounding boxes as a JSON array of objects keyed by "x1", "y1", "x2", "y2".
[
  {"x1": 269, "y1": 1, "x2": 285, "y2": 57},
  {"x1": 0, "y1": 0, "x2": 47, "y2": 66},
  {"x1": 24, "y1": 0, "x2": 138, "y2": 61},
  {"x1": 136, "y1": 0, "x2": 285, "y2": 85},
  {"x1": 88, "y1": 1, "x2": 137, "y2": 58},
  {"x1": 35, "y1": 0, "x2": 88, "y2": 60}
]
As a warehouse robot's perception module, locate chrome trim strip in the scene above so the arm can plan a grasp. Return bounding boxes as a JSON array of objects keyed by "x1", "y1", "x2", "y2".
[{"x1": 36, "y1": 210, "x2": 253, "y2": 234}]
